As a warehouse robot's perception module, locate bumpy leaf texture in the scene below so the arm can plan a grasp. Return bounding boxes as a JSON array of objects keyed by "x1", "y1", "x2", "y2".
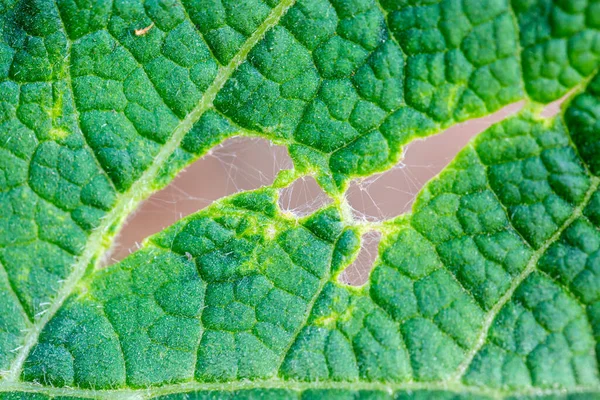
[{"x1": 0, "y1": 0, "x2": 600, "y2": 398}]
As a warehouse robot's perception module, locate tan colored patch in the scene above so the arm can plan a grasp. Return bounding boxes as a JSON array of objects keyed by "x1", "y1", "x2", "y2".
[{"x1": 135, "y1": 22, "x2": 154, "y2": 36}]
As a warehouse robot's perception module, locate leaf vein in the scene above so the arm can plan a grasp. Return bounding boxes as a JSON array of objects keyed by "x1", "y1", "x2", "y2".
[{"x1": 0, "y1": 0, "x2": 297, "y2": 385}]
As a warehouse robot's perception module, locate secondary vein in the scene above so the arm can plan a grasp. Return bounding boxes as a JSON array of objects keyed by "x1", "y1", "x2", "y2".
[{"x1": 451, "y1": 174, "x2": 600, "y2": 381}]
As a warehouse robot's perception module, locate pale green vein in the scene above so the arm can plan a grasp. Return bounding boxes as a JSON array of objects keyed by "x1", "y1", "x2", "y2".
[
  {"x1": 274, "y1": 262, "x2": 332, "y2": 373},
  {"x1": 451, "y1": 173, "x2": 600, "y2": 381},
  {"x1": 0, "y1": 0, "x2": 297, "y2": 383},
  {"x1": 0, "y1": 379, "x2": 599, "y2": 400}
]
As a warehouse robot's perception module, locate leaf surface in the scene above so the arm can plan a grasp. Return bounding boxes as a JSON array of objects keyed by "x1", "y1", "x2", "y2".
[{"x1": 0, "y1": 0, "x2": 600, "y2": 399}]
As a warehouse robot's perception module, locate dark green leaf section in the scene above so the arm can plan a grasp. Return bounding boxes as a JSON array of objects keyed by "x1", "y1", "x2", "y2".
[
  {"x1": 0, "y1": 265, "x2": 27, "y2": 375},
  {"x1": 1, "y1": 0, "x2": 599, "y2": 375},
  {"x1": 0, "y1": 0, "x2": 119, "y2": 372},
  {"x1": 512, "y1": 0, "x2": 600, "y2": 103},
  {"x1": 283, "y1": 111, "x2": 596, "y2": 385},
  {"x1": 281, "y1": 282, "x2": 411, "y2": 382},
  {"x1": 377, "y1": 111, "x2": 600, "y2": 389},
  {"x1": 565, "y1": 73, "x2": 600, "y2": 175},
  {"x1": 182, "y1": 0, "x2": 281, "y2": 65},
  {"x1": 462, "y1": 76, "x2": 600, "y2": 389},
  {"x1": 21, "y1": 189, "x2": 354, "y2": 388},
  {"x1": 171, "y1": 0, "x2": 600, "y2": 192},
  {"x1": 383, "y1": 0, "x2": 521, "y2": 120},
  {"x1": 172, "y1": 0, "x2": 528, "y2": 192},
  {"x1": 15, "y1": 73, "x2": 600, "y2": 398},
  {"x1": 1, "y1": 0, "x2": 600, "y2": 397},
  {"x1": 0, "y1": 0, "x2": 280, "y2": 375}
]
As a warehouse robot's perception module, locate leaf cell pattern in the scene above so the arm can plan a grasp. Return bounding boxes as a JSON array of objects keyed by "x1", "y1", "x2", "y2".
[{"x1": 0, "y1": 0, "x2": 600, "y2": 399}]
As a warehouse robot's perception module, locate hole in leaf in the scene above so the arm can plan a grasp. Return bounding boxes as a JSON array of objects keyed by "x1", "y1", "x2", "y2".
[
  {"x1": 338, "y1": 230, "x2": 381, "y2": 286},
  {"x1": 278, "y1": 175, "x2": 331, "y2": 217},
  {"x1": 107, "y1": 137, "x2": 291, "y2": 264},
  {"x1": 540, "y1": 90, "x2": 573, "y2": 118},
  {"x1": 346, "y1": 101, "x2": 525, "y2": 221},
  {"x1": 109, "y1": 100, "x2": 542, "y2": 265}
]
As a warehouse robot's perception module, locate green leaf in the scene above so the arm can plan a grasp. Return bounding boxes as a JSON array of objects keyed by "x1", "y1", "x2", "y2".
[{"x1": 0, "y1": 0, "x2": 599, "y2": 399}]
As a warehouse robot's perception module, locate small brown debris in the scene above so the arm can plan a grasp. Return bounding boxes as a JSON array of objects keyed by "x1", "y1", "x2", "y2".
[{"x1": 135, "y1": 22, "x2": 154, "y2": 36}]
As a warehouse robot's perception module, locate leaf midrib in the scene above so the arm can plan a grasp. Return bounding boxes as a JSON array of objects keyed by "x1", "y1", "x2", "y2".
[
  {"x1": 0, "y1": 0, "x2": 297, "y2": 383},
  {"x1": 0, "y1": 378, "x2": 599, "y2": 400}
]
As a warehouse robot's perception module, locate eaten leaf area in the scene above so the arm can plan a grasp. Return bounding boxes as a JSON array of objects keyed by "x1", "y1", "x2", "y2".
[{"x1": 0, "y1": 0, "x2": 600, "y2": 399}]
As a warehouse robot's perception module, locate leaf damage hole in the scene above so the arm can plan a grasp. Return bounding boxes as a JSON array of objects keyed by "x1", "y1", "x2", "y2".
[
  {"x1": 106, "y1": 100, "x2": 538, "y2": 265},
  {"x1": 540, "y1": 89, "x2": 572, "y2": 118},
  {"x1": 338, "y1": 230, "x2": 382, "y2": 286},
  {"x1": 278, "y1": 175, "x2": 331, "y2": 217},
  {"x1": 106, "y1": 136, "x2": 292, "y2": 264},
  {"x1": 346, "y1": 101, "x2": 525, "y2": 222}
]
